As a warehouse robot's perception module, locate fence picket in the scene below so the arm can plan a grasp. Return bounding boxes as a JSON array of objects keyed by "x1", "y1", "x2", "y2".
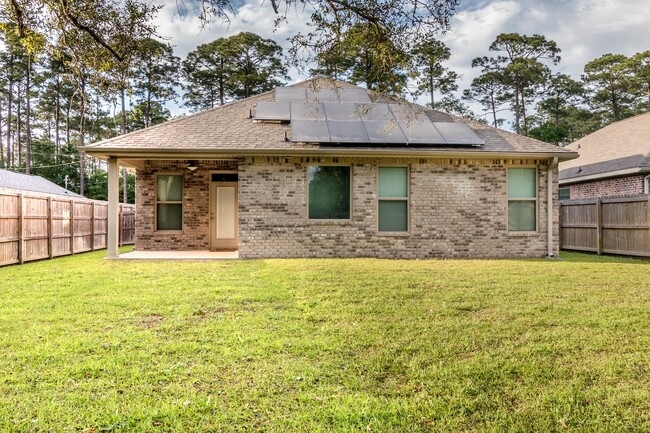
[{"x1": 0, "y1": 190, "x2": 135, "y2": 266}]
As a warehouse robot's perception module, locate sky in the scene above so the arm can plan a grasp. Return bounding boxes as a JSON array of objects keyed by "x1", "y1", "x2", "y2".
[{"x1": 151, "y1": 0, "x2": 650, "y2": 125}]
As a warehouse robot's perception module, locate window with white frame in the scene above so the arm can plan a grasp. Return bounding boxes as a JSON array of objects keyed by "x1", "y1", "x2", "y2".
[
  {"x1": 156, "y1": 175, "x2": 183, "y2": 230},
  {"x1": 508, "y1": 168, "x2": 537, "y2": 231},
  {"x1": 378, "y1": 167, "x2": 409, "y2": 232},
  {"x1": 645, "y1": 175, "x2": 650, "y2": 194},
  {"x1": 308, "y1": 166, "x2": 351, "y2": 219}
]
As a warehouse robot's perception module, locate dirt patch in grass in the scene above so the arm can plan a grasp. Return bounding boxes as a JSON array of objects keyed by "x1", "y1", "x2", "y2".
[{"x1": 138, "y1": 314, "x2": 164, "y2": 329}]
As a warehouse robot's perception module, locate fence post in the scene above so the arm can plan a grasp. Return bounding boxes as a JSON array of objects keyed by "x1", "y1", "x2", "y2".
[
  {"x1": 119, "y1": 204, "x2": 123, "y2": 247},
  {"x1": 17, "y1": 193, "x2": 23, "y2": 265},
  {"x1": 70, "y1": 199, "x2": 75, "y2": 255},
  {"x1": 47, "y1": 196, "x2": 53, "y2": 259},
  {"x1": 596, "y1": 198, "x2": 603, "y2": 255},
  {"x1": 90, "y1": 201, "x2": 95, "y2": 251}
]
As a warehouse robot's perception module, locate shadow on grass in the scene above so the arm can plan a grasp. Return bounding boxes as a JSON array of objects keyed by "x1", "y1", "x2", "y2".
[{"x1": 561, "y1": 250, "x2": 650, "y2": 264}]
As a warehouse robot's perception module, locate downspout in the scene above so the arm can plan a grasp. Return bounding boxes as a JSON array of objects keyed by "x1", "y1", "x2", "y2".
[{"x1": 547, "y1": 157, "x2": 559, "y2": 257}]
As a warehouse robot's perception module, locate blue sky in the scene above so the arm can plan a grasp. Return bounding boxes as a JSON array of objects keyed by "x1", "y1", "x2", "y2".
[{"x1": 150, "y1": 0, "x2": 650, "y2": 126}]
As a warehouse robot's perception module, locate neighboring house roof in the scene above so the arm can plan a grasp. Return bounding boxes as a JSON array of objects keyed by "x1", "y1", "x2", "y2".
[
  {"x1": 559, "y1": 112, "x2": 650, "y2": 184},
  {"x1": 82, "y1": 78, "x2": 577, "y2": 161},
  {"x1": 0, "y1": 169, "x2": 83, "y2": 198}
]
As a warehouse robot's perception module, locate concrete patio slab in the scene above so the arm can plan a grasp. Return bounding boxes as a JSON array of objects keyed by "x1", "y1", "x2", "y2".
[{"x1": 118, "y1": 250, "x2": 239, "y2": 260}]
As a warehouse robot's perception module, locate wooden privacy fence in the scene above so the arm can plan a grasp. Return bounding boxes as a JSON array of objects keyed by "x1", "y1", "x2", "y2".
[
  {"x1": 0, "y1": 191, "x2": 135, "y2": 267},
  {"x1": 560, "y1": 195, "x2": 650, "y2": 257}
]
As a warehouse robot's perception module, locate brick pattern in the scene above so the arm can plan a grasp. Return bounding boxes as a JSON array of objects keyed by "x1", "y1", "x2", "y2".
[
  {"x1": 136, "y1": 157, "x2": 559, "y2": 258},
  {"x1": 237, "y1": 157, "x2": 558, "y2": 259},
  {"x1": 569, "y1": 175, "x2": 645, "y2": 199}
]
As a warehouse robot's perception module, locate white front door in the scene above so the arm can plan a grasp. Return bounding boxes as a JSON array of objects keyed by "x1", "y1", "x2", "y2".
[{"x1": 210, "y1": 182, "x2": 238, "y2": 250}]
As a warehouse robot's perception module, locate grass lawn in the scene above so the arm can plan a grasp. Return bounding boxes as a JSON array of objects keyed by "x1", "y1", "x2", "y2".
[{"x1": 1, "y1": 250, "x2": 649, "y2": 432}]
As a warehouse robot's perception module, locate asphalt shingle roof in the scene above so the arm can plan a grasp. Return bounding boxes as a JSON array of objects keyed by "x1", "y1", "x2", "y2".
[
  {"x1": 83, "y1": 78, "x2": 576, "y2": 159},
  {"x1": 0, "y1": 169, "x2": 83, "y2": 197},
  {"x1": 559, "y1": 112, "x2": 650, "y2": 181}
]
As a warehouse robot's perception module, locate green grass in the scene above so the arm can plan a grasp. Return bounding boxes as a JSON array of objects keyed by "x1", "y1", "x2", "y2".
[{"x1": 1, "y1": 250, "x2": 649, "y2": 432}]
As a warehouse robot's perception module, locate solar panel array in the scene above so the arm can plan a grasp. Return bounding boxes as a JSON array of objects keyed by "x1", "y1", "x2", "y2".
[{"x1": 254, "y1": 86, "x2": 484, "y2": 146}]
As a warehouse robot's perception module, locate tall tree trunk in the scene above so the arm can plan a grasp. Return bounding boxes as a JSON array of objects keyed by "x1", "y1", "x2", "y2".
[
  {"x1": 521, "y1": 86, "x2": 528, "y2": 135},
  {"x1": 219, "y1": 58, "x2": 225, "y2": 105},
  {"x1": 513, "y1": 86, "x2": 521, "y2": 134},
  {"x1": 490, "y1": 93, "x2": 497, "y2": 128},
  {"x1": 121, "y1": 86, "x2": 128, "y2": 204},
  {"x1": 6, "y1": 63, "x2": 13, "y2": 167},
  {"x1": 55, "y1": 77, "x2": 60, "y2": 162},
  {"x1": 25, "y1": 55, "x2": 32, "y2": 175},
  {"x1": 430, "y1": 69, "x2": 435, "y2": 109},
  {"x1": 79, "y1": 78, "x2": 86, "y2": 196},
  {"x1": 16, "y1": 82, "x2": 22, "y2": 167},
  {"x1": 146, "y1": 75, "x2": 152, "y2": 127}
]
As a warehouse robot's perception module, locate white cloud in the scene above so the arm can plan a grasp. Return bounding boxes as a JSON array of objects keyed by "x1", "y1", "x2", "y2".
[{"x1": 153, "y1": 0, "x2": 650, "y2": 122}]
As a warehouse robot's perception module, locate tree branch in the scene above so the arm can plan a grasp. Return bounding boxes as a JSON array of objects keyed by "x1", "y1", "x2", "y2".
[{"x1": 58, "y1": 0, "x2": 124, "y2": 62}]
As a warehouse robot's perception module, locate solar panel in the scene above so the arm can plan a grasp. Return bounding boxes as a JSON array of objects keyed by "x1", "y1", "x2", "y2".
[
  {"x1": 275, "y1": 87, "x2": 307, "y2": 101},
  {"x1": 323, "y1": 102, "x2": 362, "y2": 121},
  {"x1": 358, "y1": 103, "x2": 394, "y2": 121},
  {"x1": 327, "y1": 120, "x2": 369, "y2": 143},
  {"x1": 254, "y1": 102, "x2": 290, "y2": 121},
  {"x1": 363, "y1": 120, "x2": 407, "y2": 143},
  {"x1": 400, "y1": 120, "x2": 447, "y2": 144},
  {"x1": 290, "y1": 102, "x2": 326, "y2": 120},
  {"x1": 291, "y1": 119, "x2": 330, "y2": 142},
  {"x1": 434, "y1": 122, "x2": 484, "y2": 145},
  {"x1": 389, "y1": 103, "x2": 429, "y2": 123},
  {"x1": 339, "y1": 88, "x2": 372, "y2": 103},
  {"x1": 307, "y1": 87, "x2": 339, "y2": 103}
]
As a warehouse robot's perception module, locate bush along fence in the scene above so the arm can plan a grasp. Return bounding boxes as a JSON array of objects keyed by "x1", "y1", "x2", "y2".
[
  {"x1": 560, "y1": 195, "x2": 650, "y2": 257},
  {"x1": 0, "y1": 190, "x2": 135, "y2": 267}
]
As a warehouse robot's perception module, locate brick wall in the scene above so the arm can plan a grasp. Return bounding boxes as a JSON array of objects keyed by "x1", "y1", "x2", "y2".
[
  {"x1": 135, "y1": 157, "x2": 558, "y2": 259},
  {"x1": 237, "y1": 156, "x2": 558, "y2": 259},
  {"x1": 569, "y1": 175, "x2": 645, "y2": 199}
]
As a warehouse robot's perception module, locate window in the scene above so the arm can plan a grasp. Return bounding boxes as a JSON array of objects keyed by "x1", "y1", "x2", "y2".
[
  {"x1": 308, "y1": 166, "x2": 350, "y2": 219},
  {"x1": 508, "y1": 168, "x2": 537, "y2": 231},
  {"x1": 559, "y1": 187, "x2": 570, "y2": 200},
  {"x1": 378, "y1": 167, "x2": 409, "y2": 232},
  {"x1": 645, "y1": 175, "x2": 650, "y2": 195},
  {"x1": 156, "y1": 175, "x2": 183, "y2": 230}
]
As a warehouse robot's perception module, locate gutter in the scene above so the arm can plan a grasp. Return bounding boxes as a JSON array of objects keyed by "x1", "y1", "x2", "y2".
[
  {"x1": 548, "y1": 157, "x2": 559, "y2": 257},
  {"x1": 79, "y1": 146, "x2": 579, "y2": 162}
]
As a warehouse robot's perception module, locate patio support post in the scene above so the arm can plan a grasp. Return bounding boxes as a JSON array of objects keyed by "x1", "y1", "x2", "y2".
[{"x1": 107, "y1": 157, "x2": 120, "y2": 259}]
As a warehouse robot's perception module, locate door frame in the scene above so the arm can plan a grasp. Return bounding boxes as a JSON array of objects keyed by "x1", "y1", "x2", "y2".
[{"x1": 209, "y1": 171, "x2": 239, "y2": 250}]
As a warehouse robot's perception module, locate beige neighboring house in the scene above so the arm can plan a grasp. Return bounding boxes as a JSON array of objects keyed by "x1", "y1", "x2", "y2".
[
  {"x1": 559, "y1": 112, "x2": 650, "y2": 199},
  {"x1": 81, "y1": 78, "x2": 577, "y2": 259}
]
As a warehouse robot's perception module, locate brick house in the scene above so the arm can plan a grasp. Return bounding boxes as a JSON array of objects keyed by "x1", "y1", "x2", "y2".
[
  {"x1": 82, "y1": 79, "x2": 577, "y2": 259},
  {"x1": 559, "y1": 112, "x2": 650, "y2": 200}
]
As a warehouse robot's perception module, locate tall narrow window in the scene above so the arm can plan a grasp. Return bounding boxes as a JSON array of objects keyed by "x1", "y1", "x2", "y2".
[
  {"x1": 156, "y1": 175, "x2": 183, "y2": 230},
  {"x1": 308, "y1": 166, "x2": 351, "y2": 219},
  {"x1": 645, "y1": 175, "x2": 650, "y2": 194},
  {"x1": 508, "y1": 168, "x2": 537, "y2": 231},
  {"x1": 378, "y1": 167, "x2": 409, "y2": 232}
]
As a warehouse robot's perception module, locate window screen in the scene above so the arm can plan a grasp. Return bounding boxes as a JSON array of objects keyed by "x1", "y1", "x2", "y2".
[
  {"x1": 559, "y1": 187, "x2": 570, "y2": 200},
  {"x1": 156, "y1": 175, "x2": 183, "y2": 230},
  {"x1": 508, "y1": 168, "x2": 536, "y2": 231},
  {"x1": 378, "y1": 167, "x2": 408, "y2": 232},
  {"x1": 308, "y1": 166, "x2": 351, "y2": 219}
]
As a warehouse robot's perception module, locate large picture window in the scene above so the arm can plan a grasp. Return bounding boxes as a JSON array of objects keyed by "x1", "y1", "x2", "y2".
[
  {"x1": 156, "y1": 174, "x2": 183, "y2": 230},
  {"x1": 378, "y1": 167, "x2": 409, "y2": 232},
  {"x1": 308, "y1": 166, "x2": 351, "y2": 219},
  {"x1": 508, "y1": 168, "x2": 537, "y2": 231}
]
